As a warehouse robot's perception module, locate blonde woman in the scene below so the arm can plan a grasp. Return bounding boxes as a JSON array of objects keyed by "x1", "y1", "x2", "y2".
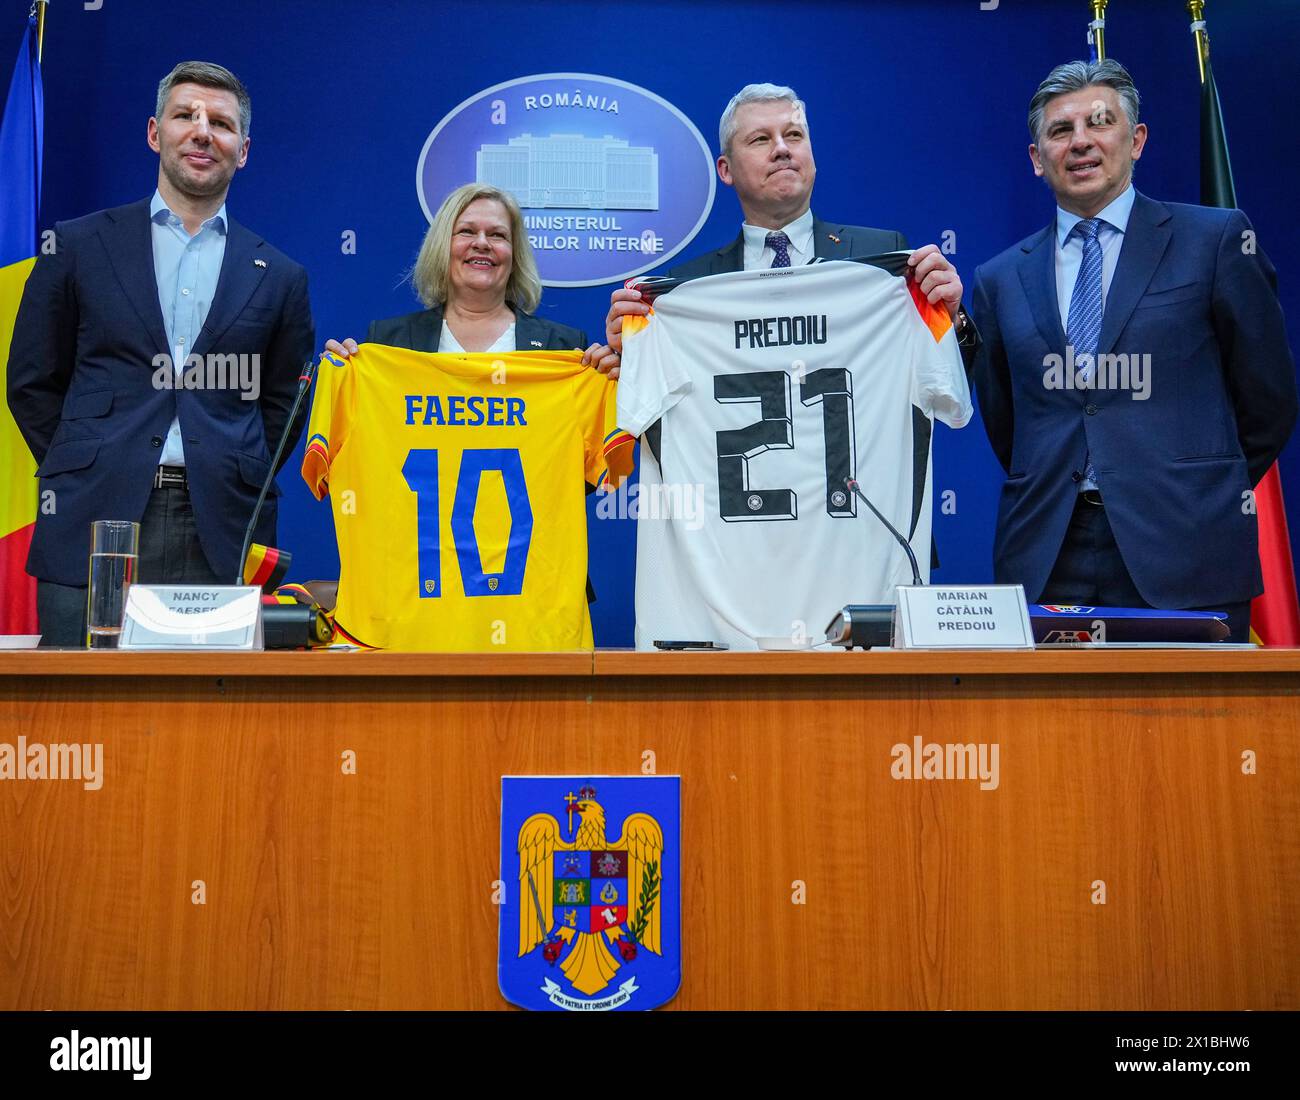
[
  {"x1": 321, "y1": 182, "x2": 605, "y2": 607},
  {"x1": 325, "y1": 182, "x2": 594, "y2": 356}
]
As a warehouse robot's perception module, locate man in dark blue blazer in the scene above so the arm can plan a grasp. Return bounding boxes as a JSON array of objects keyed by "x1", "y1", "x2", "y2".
[
  {"x1": 7, "y1": 61, "x2": 314, "y2": 646},
  {"x1": 972, "y1": 60, "x2": 1297, "y2": 642},
  {"x1": 591, "y1": 82, "x2": 978, "y2": 374}
]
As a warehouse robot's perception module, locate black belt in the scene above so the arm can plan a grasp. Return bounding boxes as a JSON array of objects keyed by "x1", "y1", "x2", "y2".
[
  {"x1": 1080, "y1": 488, "x2": 1104, "y2": 507},
  {"x1": 153, "y1": 464, "x2": 188, "y2": 489}
]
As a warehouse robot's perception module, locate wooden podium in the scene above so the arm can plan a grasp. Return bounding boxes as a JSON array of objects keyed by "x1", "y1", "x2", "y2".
[{"x1": 2, "y1": 648, "x2": 1297, "y2": 1010}]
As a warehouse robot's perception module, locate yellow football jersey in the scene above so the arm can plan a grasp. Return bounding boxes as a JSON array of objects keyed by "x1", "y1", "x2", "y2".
[{"x1": 302, "y1": 345, "x2": 634, "y2": 651}]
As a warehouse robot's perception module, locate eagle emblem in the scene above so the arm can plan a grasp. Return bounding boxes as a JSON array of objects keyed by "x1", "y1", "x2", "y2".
[{"x1": 501, "y1": 776, "x2": 679, "y2": 1010}]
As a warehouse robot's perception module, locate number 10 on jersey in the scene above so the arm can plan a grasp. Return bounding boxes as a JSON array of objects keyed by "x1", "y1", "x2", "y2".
[{"x1": 401, "y1": 448, "x2": 534, "y2": 598}]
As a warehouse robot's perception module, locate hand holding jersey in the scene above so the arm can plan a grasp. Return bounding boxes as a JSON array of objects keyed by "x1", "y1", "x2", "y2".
[
  {"x1": 906, "y1": 244, "x2": 966, "y2": 324},
  {"x1": 586, "y1": 243, "x2": 967, "y2": 380},
  {"x1": 616, "y1": 257, "x2": 972, "y2": 650}
]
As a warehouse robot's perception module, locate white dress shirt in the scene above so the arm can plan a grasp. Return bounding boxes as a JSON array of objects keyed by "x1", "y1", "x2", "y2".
[
  {"x1": 438, "y1": 321, "x2": 515, "y2": 354},
  {"x1": 742, "y1": 208, "x2": 815, "y2": 270}
]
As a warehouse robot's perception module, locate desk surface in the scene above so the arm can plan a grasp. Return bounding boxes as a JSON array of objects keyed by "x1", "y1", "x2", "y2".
[
  {"x1": 5, "y1": 643, "x2": 1298, "y2": 1010},
  {"x1": 2, "y1": 647, "x2": 1300, "y2": 678}
]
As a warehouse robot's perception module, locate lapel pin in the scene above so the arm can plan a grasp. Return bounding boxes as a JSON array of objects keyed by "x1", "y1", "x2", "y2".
[
  {"x1": 530, "y1": 340, "x2": 542, "y2": 347},
  {"x1": 828, "y1": 233, "x2": 841, "y2": 244},
  {"x1": 254, "y1": 258, "x2": 267, "y2": 268}
]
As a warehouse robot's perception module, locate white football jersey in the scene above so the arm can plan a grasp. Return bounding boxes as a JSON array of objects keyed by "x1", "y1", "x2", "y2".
[{"x1": 617, "y1": 256, "x2": 971, "y2": 650}]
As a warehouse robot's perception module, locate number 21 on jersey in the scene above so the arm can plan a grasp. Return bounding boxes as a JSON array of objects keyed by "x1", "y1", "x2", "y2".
[{"x1": 715, "y1": 367, "x2": 856, "y2": 522}]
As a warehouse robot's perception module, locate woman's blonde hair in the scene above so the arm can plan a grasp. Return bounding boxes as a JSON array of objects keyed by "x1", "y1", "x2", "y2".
[{"x1": 411, "y1": 183, "x2": 542, "y2": 313}]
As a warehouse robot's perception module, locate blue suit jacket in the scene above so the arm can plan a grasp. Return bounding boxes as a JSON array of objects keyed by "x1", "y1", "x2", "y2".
[
  {"x1": 6, "y1": 198, "x2": 315, "y2": 586},
  {"x1": 972, "y1": 190, "x2": 1297, "y2": 608}
]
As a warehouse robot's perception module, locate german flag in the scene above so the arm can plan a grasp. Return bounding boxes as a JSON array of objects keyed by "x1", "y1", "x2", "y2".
[
  {"x1": 242, "y1": 543, "x2": 292, "y2": 591},
  {"x1": 1197, "y1": 58, "x2": 1300, "y2": 645}
]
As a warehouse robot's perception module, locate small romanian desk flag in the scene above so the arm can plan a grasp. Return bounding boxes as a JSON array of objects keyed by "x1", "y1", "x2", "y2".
[{"x1": 0, "y1": 12, "x2": 43, "y2": 634}]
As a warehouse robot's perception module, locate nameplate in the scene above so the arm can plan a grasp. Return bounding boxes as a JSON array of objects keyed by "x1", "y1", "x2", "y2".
[
  {"x1": 118, "y1": 585, "x2": 264, "y2": 650},
  {"x1": 894, "y1": 585, "x2": 1033, "y2": 650}
]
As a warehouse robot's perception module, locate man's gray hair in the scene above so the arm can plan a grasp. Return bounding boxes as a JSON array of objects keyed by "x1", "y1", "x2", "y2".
[
  {"x1": 156, "y1": 61, "x2": 251, "y2": 138},
  {"x1": 1028, "y1": 59, "x2": 1140, "y2": 144},
  {"x1": 718, "y1": 83, "x2": 806, "y2": 156}
]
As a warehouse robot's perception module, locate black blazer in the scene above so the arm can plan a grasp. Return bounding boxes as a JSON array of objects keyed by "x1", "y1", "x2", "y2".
[
  {"x1": 6, "y1": 197, "x2": 315, "y2": 586},
  {"x1": 366, "y1": 303, "x2": 587, "y2": 352}
]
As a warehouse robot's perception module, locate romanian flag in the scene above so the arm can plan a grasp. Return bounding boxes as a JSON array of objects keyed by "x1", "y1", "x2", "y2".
[
  {"x1": 0, "y1": 13, "x2": 43, "y2": 634},
  {"x1": 1198, "y1": 61, "x2": 1300, "y2": 646}
]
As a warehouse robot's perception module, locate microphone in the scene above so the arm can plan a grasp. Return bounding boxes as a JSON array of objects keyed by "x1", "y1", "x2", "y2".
[
  {"x1": 824, "y1": 476, "x2": 922, "y2": 648},
  {"x1": 234, "y1": 359, "x2": 319, "y2": 585},
  {"x1": 843, "y1": 477, "x2": 922, "y2": 587}
]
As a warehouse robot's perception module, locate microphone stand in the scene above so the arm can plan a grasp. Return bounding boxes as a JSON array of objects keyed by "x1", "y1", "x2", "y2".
[
  {"x1": 844, "y1": 477, "x2": 922, "y2": 587},
  {"x1": 234, "y1": 360, "x2": 318, "y2": 585},
  {"x1": 826, "y1": 477, "x2": 923, "y2": 648}
]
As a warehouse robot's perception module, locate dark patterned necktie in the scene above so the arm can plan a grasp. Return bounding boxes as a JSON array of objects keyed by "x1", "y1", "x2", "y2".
[{"x1": 765, "y1": 231, "x2": 792, "y2": 269}]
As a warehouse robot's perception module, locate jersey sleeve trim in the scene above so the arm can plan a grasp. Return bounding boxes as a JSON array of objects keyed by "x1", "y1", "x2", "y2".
[
  {"x1": 907, "y1": 280, "x2": 954, "y2": 343},
  {"x1": 302, "y1": 432, "x2": 330, "y2": 493},
  {"x1": 600, "y1": 427, "x2": 637, "y2": 490}
]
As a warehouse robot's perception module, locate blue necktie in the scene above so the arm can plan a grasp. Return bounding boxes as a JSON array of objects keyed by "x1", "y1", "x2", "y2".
[
  {"x1": 1066, "y1": 218, "x2": 1104, "y2": 490},
  {"x1": 766, "y1": 231, "x2": 792, "y2": 269}
]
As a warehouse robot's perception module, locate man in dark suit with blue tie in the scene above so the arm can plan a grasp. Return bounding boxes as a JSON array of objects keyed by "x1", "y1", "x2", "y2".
[
  {"x1": 7, "y1": 61, "x2": 315, "y2": 646},
  {"x1": 972, "y1": 59, "x2": 1297, "y2": 642},
  {"x1": 590, "y1": 82, "x2": 977, "y2": 374}
]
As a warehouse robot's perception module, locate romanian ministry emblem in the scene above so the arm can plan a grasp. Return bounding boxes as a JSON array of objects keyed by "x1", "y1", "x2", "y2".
[
  {"x1": 417, "y1": 74, "x2": 715, "y2": 287},
  {"x1": 499, "y1": 776, "x2": 681, "y2": 1011}
]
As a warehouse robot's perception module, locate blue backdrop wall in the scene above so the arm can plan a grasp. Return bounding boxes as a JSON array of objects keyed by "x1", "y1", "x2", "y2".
[{"x1": 6, "y1": 0, "x2": 1298, "y2": 645}]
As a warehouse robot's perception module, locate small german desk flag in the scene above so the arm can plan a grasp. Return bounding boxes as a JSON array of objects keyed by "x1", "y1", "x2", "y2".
[{"x1": 242, "y1": 543, "x2": 292, "y2": 591}]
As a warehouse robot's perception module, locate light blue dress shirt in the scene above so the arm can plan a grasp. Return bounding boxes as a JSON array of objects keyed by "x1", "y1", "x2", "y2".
[
  {"x1": 150, "y1": 189, "x2": 228, "y2": 466},
  {"x1": 1054, "y1": 183, "x2": 1135, "y2": 334},
  {"x1": 1054, "y1": 184, "x2": 1134, "y2": 493}
]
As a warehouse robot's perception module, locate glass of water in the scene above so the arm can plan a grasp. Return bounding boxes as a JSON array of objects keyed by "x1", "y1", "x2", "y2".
[{"x1": 86, "y1": 520, "x2": 139, "y2": 649}]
